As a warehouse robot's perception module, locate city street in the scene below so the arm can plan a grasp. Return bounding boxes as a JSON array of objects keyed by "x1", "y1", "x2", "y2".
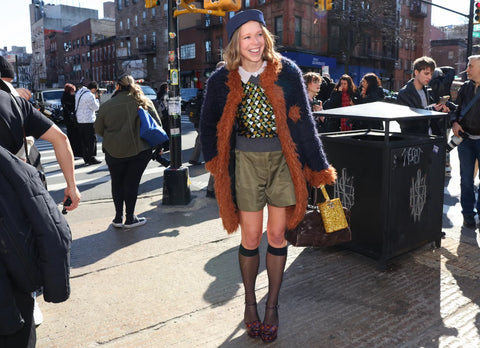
[{"x1": 34, "y1": 122, "x2": 480, "y2": 348}]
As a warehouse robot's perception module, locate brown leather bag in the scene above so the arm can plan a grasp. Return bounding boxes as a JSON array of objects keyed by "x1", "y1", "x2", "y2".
[{"x1": 285, "y1": 188, "x2": 352, "y2": 247}]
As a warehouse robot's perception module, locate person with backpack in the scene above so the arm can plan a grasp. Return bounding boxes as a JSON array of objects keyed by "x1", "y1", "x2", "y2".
[{"x1": 0, "y1": 58, "x2": 80, "y2": 347}]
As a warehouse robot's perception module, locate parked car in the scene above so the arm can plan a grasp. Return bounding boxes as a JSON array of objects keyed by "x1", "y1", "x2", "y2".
[
  {"x1": 140, "y1": 85, "x2": 157, "y2": 101},
  {"x1": 34, "y1": 88, "x2": 64, "y2": 124},
  {"x1": 180, "y1": 88, "x2": 199, "y2": 110}
]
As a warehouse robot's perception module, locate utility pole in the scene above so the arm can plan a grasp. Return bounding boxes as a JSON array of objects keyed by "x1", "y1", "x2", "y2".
[
  {"x1": 162, "y1": 0, "x2": 191, "y2": 205},
  {"x1": 144, "y1": 0, "x2": 240, "y2": 205}
]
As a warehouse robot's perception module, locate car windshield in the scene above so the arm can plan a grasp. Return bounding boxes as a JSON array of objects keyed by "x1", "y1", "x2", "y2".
[
  {"x1": 43, "y1": 90, "x2": 64, "y2": 100},
  {"x1": 141, "y1": 86, "x2": 156, "y2": 95}
]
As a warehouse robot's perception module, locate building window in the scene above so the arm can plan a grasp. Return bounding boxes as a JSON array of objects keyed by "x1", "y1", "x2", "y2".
[
  {"x1": 135, "y1": 15, "x2": 138, "y2": 27},
  {"x1": 180, "y1": 43, "x2": 196, "y2": 59},
  {"x1": 119, "y1": 21, "x2": 123, "y2": 32},
  {"x1": 143, "y1": 34, "x2": 147, "y2": 46},
  {"x1": 127, "y1": 18, "x2": 130, "y2": 30},
  {"x1": 245, "y1": 0, "x2": 250, "y2": 7},
  {"x1": 152, "y1": 31, "x2": 156, "y2": 45},
  {"x1": 87, "y1": 35, "x2": 90, "y2": 44},
  {"x1": 206, "y1": 40, "x2": 212, "y2": 63},
  {"x1": 135, "y1": 37, "x2": 139, "y2": 49},
  {"x1": 275, "y1": 16, "x2": 283, "y2": 45},
  {"x1": 448, "y1": 50, "x2": 454, "y2": 59},
  {"x1": 143, "y1": 11, "x2": 146, "y2": 24},
  {"x1": 124, "y1": 0, "x2": 129, "y2": 6},
  {"x1": 117, "y1": 0, "x2": 122, "y2": 10},
  {"x1": 294, "y1": 17, "x2": 301, "y2": 46},
  {"x1": 153, "y1": 56, "x2": 157, "y2": 69},
  {"x1": 127, "y1": 41, "x2": 131, "y2": 55},
  {"x1": 205, "y1": 14, "x2": 211, "y2": 27},
  {"x1": 152, "y1": 8, "x2": 155, "y2": 17},
  {"x1": 258, "y1": 0, "x2": 265, "y2": 4}
]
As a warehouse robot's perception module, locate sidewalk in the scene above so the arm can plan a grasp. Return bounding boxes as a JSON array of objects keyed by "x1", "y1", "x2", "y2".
[{"x1": 36, "y1": 153, "x2": 480, "y2": 347}]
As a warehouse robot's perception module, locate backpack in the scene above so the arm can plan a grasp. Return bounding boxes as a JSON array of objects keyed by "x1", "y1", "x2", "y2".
[{"x1": 0, "y1": 146, "x2": 71, "y2": 303}]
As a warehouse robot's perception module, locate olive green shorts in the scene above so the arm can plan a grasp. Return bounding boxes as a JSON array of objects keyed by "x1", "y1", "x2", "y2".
[{"x1": 235, "y1": 149, "x2": 296, "y2": 211}]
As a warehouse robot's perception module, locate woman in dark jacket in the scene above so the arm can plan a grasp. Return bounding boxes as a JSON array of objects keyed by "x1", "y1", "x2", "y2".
[
  {"x1": 323, "y1": 74, "x2": 360, "y2": 131},
  {"x1": 353, "y1": 73, "x2": 385, "y2": 130},
  {"x1": 95, "y1": 75, "x2": 162, "y2": 229},
  {"x1": 61, "y1": 83, "x2": 83, "y2": 157}
]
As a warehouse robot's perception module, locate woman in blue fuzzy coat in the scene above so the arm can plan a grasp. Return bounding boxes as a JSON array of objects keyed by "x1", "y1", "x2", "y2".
[{"x1": 200, "y1": 9, "x2": 336, "y2": 343}]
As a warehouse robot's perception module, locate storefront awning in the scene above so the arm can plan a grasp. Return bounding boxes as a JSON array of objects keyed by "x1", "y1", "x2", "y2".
[{"x1": 281, "y1": 51, "x2": 336, "y2": 70}]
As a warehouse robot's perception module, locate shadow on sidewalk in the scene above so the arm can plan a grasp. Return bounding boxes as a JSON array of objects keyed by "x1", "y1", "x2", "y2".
[
  {"x1": 213, "y1": 243, "x2": 457, "y2": 347},
  {"x1": 70, "y1": 196, "x2": 219, "y2": 268}
]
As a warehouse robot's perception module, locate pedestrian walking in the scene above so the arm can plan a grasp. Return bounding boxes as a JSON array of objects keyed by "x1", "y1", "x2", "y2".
[
  {"x1": 95, "y1": 74, "x2": 162, "y2": 229},
  {"x1": 200, "y1": 9, "x2": 336, "y2": 342},
  {"x1": 61, "y1": 83, "x2": 83, "y2": 158},
  {"x1": 76, "y1": 81, "x2": 101, "y2": 165},
  {"x1": 188, "y1": 89, "x2": 204, "y2": 166},
  {"x1": 450, "y1": 55, "x2": 480, "y2": 229}
]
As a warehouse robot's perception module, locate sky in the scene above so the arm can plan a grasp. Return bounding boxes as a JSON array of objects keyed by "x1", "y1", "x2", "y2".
[{"x1": 0, "y1": 0, "x2": 473, "y2": 54}]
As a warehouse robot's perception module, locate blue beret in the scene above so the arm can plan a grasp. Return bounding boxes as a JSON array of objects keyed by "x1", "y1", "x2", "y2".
[{"x1": 227, "y1": 9, "x2": 266, "y2": 42}]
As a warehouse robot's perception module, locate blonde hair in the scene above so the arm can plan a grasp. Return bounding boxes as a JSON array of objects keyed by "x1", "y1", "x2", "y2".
[
  {"x1": 117, "y1": 75, "x2": 150, "y2": 109},
  {"x1": 224, "y1": 25, "x2": 282, "y2": 71}
]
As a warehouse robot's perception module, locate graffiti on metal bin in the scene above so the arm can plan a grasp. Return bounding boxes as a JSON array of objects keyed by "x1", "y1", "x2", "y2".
[
  {"x1": 410, "y1": 169, "x2": 427, "y2": 222},
  {"x1": 401, "y1": 147, "x2": 423, "y2": 167},
  {"x1": 334, "y1": 168, "x2": 355, "y2": 210}
]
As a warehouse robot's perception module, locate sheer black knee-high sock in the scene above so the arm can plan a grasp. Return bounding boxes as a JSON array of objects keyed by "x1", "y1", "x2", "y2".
[
  {"x1": 265, "y1": 244, "x2": 288, "y2": 325},
  {"x1": 239, "y1": 244, "x2": 260, "y2": 322}
]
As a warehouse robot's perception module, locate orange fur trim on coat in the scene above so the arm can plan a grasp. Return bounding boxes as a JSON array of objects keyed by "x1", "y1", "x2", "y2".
[
  {"x1": 303, "y1": 165, "x2": 337, "y2": 188},
  {"x1": 212, "y1": 71, "x2": 243, "y2": 233}
]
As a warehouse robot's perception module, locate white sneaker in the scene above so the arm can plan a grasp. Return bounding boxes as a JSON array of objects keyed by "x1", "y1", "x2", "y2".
[
  {"x1": 123, "y1": 216, "x2": 147, "y2": 229},
  {"x1": 33, "y1": 294, "x2": 43, "y2": 326}
]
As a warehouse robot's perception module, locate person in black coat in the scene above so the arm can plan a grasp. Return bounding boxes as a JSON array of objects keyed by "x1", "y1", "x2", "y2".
[
  {"x1": 0, "y1": 79, "x2": 80, "y2": 347},
  {"x1": 353, "y1": 73, "x2": 385, "y2": 130},
  {"x1": 396, "y1": 56, "x2": 450, "y2": 135},
  {"x1": 323, "y1": 74, "x2": 360, "y2": 132},
  {"x1": 61, "y1": 83, "x2": 82, "y2": 158}
]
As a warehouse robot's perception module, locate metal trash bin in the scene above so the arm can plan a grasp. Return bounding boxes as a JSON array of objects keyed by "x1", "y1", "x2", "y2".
[{"x1": 315, "y1": 102, "x2": 447, "y2": 269}]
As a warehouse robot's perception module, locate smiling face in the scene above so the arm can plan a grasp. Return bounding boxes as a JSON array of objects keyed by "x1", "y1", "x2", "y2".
[{"x1": 238, "y1": 21, "x2": 265, "y2": 72}]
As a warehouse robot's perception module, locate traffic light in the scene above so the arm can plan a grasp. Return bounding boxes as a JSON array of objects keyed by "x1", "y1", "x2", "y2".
[
  {"x1": 475, "y1": 1, "x2": 480, "y2": 24},
  {"x1": 204, "y1": 0, "x2": 241, "y2": 12},
  {"x1": 314, "y1": 0, "x2": 324, "y2": 11},
  {"x1": 145, "y1": 0, "x2": 160, "y2": 8},
  {"x1": 326, "y1": 0, "x2": 333, "y2": 10}
]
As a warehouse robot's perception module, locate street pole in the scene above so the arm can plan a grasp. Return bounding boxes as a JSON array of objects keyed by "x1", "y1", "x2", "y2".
[
  {"x1": 162, "y1": 0, "x2": 191, "y2": 205},
  {"x1": 467, "y1": 0, "x2": 474, "y2": 60}
]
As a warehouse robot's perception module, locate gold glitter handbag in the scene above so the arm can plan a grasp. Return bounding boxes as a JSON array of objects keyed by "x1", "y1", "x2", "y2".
[
  {"x1": 285, "y1": 187, "x2": 351, "y2": 247},
  {"x1": 318, "y1": 185, "x2": 349, "y2": 233}
]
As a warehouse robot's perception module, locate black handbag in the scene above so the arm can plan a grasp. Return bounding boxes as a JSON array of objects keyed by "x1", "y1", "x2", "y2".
[{"x1": 285, "y1": 187, "x2": 352, "y2": 247}]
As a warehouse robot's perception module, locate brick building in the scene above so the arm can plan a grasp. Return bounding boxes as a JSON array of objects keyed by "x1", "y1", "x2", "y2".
[{"x1": 115, "y1": 0, "x2": 169, "y2": 90}]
